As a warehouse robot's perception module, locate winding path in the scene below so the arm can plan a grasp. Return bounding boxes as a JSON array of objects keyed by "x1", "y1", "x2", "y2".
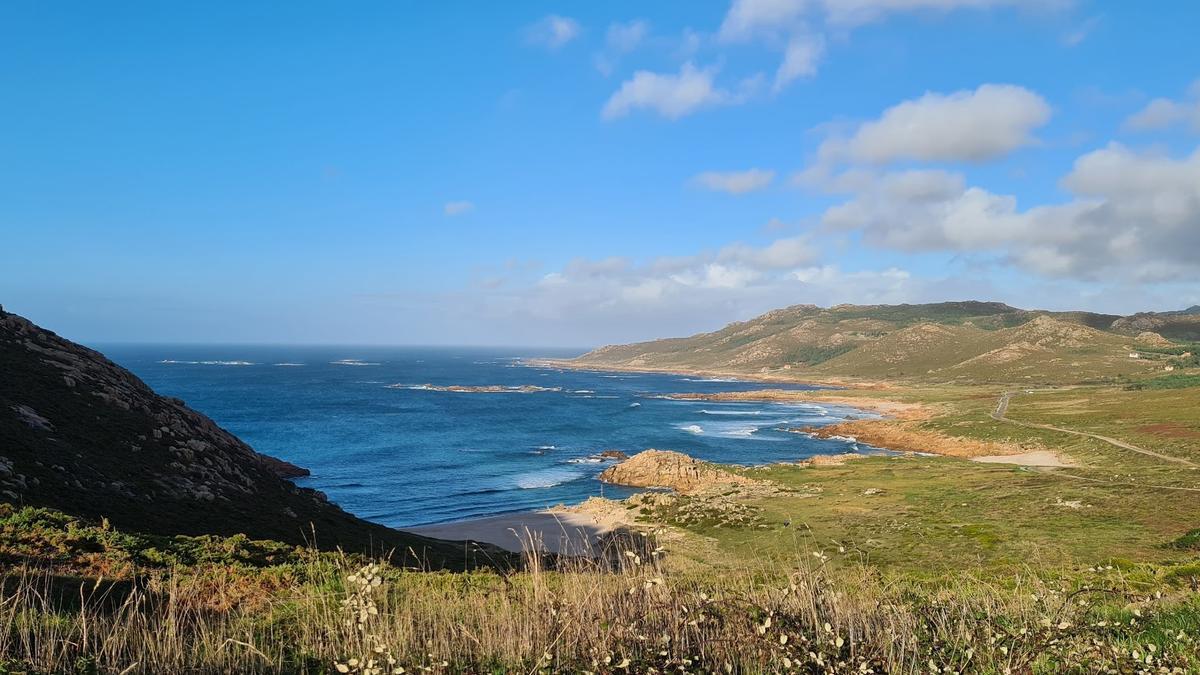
[{"x1": 991, "y1": 391, "x2": 1198, "y2": 468}]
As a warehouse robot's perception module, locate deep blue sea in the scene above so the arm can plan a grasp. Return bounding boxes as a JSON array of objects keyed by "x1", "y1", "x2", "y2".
[{"x1": 101, "y1": 346, "x2": 878, "y2": 527}]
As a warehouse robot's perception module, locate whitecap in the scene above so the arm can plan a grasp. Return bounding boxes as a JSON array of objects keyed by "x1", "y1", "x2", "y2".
[
  {"x1": 331, "y1": 359, "x2": 380, "y2": 366},
  {"x1": 627, "y1": 402, "x2": 641, "y2": 408},
  {"x1": 515, "y1": 467, "x2": 583, "y2": 489},
  {"x1": 159, "y1": 360, "x2": 255, "y2": 366},
  {"x1": 679, "y1": 424, "x2": 704, "y2": 435},
  {"x1": 273, "y1": 362, "x2": 305, "y2": 367}
]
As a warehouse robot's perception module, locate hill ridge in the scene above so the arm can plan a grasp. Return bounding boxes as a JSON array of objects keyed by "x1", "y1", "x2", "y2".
[
  {"x1": 0, "y1": 306, "x2": 486, "y2": 566},
  {"x1": 573, "y1": 301, "x2": 1198, "y2": 383}
]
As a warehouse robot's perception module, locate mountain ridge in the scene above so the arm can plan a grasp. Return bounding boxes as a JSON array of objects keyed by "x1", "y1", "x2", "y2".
[{"x1": 571, "y1": 301, "x2": 1199, "y2": 383}]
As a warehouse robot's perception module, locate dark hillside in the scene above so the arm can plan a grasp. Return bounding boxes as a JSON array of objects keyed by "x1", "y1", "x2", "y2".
[{"x1": 0, "y1": 306, "x2": 492, "y2": 568}]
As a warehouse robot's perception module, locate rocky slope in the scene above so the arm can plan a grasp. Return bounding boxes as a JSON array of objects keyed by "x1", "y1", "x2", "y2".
[
  {"x1": 0, "y1": 307, "x2": 490, "y2": 567},
  {"x1": 572, "y1": 301, "x2": 1190, "y2": 382}
]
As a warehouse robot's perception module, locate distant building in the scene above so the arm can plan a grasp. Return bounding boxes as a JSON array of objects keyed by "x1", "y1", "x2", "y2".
[{"x1": 1128, "y1": 352, "x2": 1140, "y2": 359}]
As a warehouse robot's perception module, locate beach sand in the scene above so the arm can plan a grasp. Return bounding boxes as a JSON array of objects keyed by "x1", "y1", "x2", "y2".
[
  {"x1": 972, "y1": 450, "x2": 1076, "y2": 467},
  {"x1": 403, "y1": 509, "x2": 625, "y2": 555}
]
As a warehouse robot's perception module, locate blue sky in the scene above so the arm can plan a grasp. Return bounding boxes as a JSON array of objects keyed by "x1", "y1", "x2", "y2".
[{"x1": 2, "y1": 1, "x2": 1198, "y2": 347}]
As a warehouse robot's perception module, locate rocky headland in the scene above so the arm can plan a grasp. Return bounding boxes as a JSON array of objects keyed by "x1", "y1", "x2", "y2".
[{"x1": 0, "y1": 306, "x2": 492, "y2": 566}]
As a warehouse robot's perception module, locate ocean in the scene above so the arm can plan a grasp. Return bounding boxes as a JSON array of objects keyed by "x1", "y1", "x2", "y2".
[{"x1": 102, "y1": 345, "x2": 880, "y2": 527}]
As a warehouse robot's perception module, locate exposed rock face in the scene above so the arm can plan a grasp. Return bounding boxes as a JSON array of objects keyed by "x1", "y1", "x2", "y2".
[
  {"x1": 598, "y1": 450, "x2": 757, "y2": 493},
  {"x1": 0, "y1": 307, "x2": 484, "y2": 566},
  {"x1": 1135, "y1": 331, "x2": 1174, "y2": 347}
]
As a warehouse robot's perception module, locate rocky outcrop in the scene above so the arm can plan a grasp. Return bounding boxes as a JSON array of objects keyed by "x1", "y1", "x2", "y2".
[
  {"x1": 598, "y1": 450, "x2": 758, "y2": 493},
  {"x1": 0, "y1": 306, "x2": 490, "y2": 567},
  {"x1": 1135, "y1": 331, "x2": 1174, "y2": 347}
]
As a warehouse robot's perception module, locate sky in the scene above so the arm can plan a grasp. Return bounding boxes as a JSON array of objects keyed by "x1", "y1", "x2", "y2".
[{"x1": 2, "y1": 1, "x2": 1199, "y2": 348}]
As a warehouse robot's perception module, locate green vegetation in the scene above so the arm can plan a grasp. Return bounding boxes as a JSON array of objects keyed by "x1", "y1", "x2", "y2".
[
  {"x1": 6, "y1": 304, "x2": 1200, "y2": 672},
  {"x1": 1129, "y1": 373, "x2": 1200, "y2": 390},
  {"x1": 3, "y1": 503, "x2": 1200, "y2": 673},
  {"x1": 572, "y1": 301, "x2": 1200, "y2": 384},
  {"x1": 3, "y1": 383, "x2": 1199, "y2": 672}
]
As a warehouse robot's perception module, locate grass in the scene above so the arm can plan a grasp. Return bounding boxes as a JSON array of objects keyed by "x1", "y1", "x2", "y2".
[
  {"x1": 3, "y1": 382, "x2": 1200, "y2": 672},
  {"x1": 1128, "y1": 373, "x2": 1200, "y2": 390},
  {"x1": 2, "y1": 511, "x2": 1199, "y2": 674}
]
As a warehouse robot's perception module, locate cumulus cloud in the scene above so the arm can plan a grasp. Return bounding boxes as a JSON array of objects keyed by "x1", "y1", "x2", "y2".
[
  {"x1": 819, "y1": 144, "x2": 1200, "y2": 281},
  {"x1": 450, "y1": 234, "x2": 949, "y2": 343},
  {"x1": 719, "y1": 0, "x2": 807, "y2": 42},
  {"x1": 444, "y1": 201, "x2": 474, "y2": 216},
  {"x1": 692, "y1": 168, "x2": 776, "y2": 194},
  {"x1": 774, "y1": 36, "x2": 825, "y2": 91},
  {"x1": 1124, "y1": 81, "x2": 1200, "y2": 133},
  {"x1": 525, "y1": 15, "x2": 581, "y2": 50},
  {"x1": 817, "y1": 0, "x2": 1068, "y2": 28},
  {"x1": 594, "y1": 20, "x2": 650, "y2": 75},
  {"x1": 603, "y1": 63, "x2": 743, "y2": 120},
  {"x1": 818, "y1": 84, "x2": 1052, "y2": 164},
  {"x1": 537, "y1": 235, "x2": 818, "y2": 302}
]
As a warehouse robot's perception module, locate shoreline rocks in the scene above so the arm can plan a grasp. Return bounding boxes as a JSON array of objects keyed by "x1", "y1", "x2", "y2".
[{"x1": 598, "y1": 450, "x2": 759, "y2": 494}]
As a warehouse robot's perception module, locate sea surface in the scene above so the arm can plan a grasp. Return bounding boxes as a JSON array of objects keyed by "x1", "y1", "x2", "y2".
[{"x1": 101, "y1": 346, "x2": 882, "y2": 527}]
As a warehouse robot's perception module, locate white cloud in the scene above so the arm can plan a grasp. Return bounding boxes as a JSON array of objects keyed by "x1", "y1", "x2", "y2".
[
  {"x1": 692, "y1": 168, "x2": 776, "y2": 194},
  {"x1": 818, "y1": 0, "x2": 1068, "y2": 28},
  {"x1": 594, "y1": 20, "x2": 650, "y2": 75},
  {"x1": 444, "y1": 201, "x2": 474, "y2": 216},
  {"x1": 774, "y1": 35, "x2": 825, "y2": 91},
  {"x1": 607, "y1": 20, "x2": 649, "y2": 51},
  {"x1": 1124, "y1": 81, "x2": 1200, "y2": 133},
  {"x1": 719, "y1": 235, "x2": 818, "y2": 268},
  {"x1": 1061, "y1": 15, "x2": 1101, "y2": 47},
  {"x1": 454, "y1": 234, "x2": 867, "y2": 341},
  {"x1": 525, "y1": 15, "x2": 581, "y2": 50},
  {"x1": 602, "y1": 63, "x2": 733, "y2": 120},
  {"x1": 818, "y1": 84, "x2": 1051, "y2": 164},
  {"x1": 819, "y1": 143, "x2": 1200, "y2": 281},
  {"x1": 719, "y1": 0, "x2": 807, "y2": 42}
]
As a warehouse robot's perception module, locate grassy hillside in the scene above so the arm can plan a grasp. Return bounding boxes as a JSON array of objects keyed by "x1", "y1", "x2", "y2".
[{"x1": 572, "y1": 301, "x2": 1192, "y2": 383}]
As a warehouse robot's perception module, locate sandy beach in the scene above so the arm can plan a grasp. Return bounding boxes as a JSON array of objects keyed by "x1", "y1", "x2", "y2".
[{"x1": 403, "y1": 508, "x2": 627, "y2": 555}]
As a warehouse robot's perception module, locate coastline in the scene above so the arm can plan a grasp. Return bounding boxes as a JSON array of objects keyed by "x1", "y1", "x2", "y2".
[
  {"x1": 402, "y1": 507, "x2": 629, "y2": 555},
  {"x1": 523, "y1": 357, "x2": 889, "y2": 389},
  {"x1": 399, "y1": 361, "x2": 1068, "y2": 551}
]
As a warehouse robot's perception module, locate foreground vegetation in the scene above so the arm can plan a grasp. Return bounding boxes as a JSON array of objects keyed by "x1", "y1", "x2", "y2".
[
  {"x1": 2, "y1": 501, "x2": 1199, "y2": 674},
  {"x1": 3, "y1": 375, "x2": 1199, "y2": 672}
]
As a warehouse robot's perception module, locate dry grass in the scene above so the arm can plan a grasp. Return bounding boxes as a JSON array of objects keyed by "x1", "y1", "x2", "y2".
[{"x1": 2, "y1": 533, "x2": 1198, "y2": 674}]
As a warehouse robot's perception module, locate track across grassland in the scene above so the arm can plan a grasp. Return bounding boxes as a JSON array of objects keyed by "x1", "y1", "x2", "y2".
[{"x1": 992, "y1": 390, "x2": 1198, "y2": 469}]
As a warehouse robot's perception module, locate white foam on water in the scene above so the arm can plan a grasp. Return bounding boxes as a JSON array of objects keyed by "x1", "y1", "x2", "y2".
[
  {"x1": 681, "y1": 377, "x2": 743, "y2": 383},
  {"x1": 273, "y1": 363, "x2": 305, "y2": 367},
  {"x1": 159, "y1": 360, "x2": 255, "y2": 366},
  {"x1": 679, "y1": 424, "x2": 704, "y2": 435},
  {"x1": 332, "y1": 359, "x2": 380, "y2": 366},
  {"x1": 515, "y1": 467, "x2": 584, "y2": 489}
]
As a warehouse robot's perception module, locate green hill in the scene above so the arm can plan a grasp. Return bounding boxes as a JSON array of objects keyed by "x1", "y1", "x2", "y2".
[{"x1": 572, "y1": 301, "x2": 1188, "y2": 383}]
